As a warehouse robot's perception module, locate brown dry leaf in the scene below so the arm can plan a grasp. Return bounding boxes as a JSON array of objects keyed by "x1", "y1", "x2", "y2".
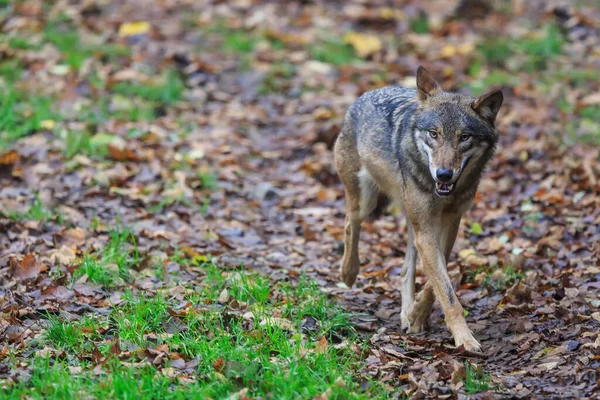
[
  {"x1": 45, "y1": 246, "x2": 77, "y2": 265},
  {"x1": 450, "y1": 359, "x2": 466, "y2": 385},
  {"x1": 579, "y1": 92, "x2": 600, "y2": 106},
  {"x1": 224, "y1": 388, "x2": 251, "y2": 400},
  {"x1": 53, "y1": 227, "x2": 86, "y2": 249},
  {"x1": 213, "y1": 358, "x2": 225, "y2": 373},
  {"x1": 11, "y1": 254, "x2": 42, "y2": 281},
  {"x1": 316, "y1": 336, "x2": 328, "y2": 354},
  {"x1": 109, "y1": 339, "x2": 121, "y2": 356},
  {"x1": 108, "y1": 145, "x2": 139, "y2": 162},
  {"x1": 458, "y1": 249, "x2": 488, "y2": 267},
  {"x1": 312, "y1": 388, "x2": 332, "y2": 400}
]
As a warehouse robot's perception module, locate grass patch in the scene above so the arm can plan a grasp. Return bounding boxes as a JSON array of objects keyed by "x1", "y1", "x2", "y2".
[
  {"x1": 7, "y1": 35, "x2": 42, "y2": 50},
  {"x1": 0, "y1": 193, "x2": 56, "y2": 222},
  {"x1": 410, "y1": 15, "x2": 429, "y2": 34},
  {"x1": 198, "y1": 168, "x2": 219, "y2": 190},
  {"x1": 5, "y1": 264, "x2": 392, "y2": 399},
  {"x1": 0, "y1": 88, "x2": 56, "y2": 147},
  {"x1": 463, "y1": 362, "x2": 492, "y2": 394},
  {"x1": 112, "y1": 291, "x2": 171, "y2": 344},
  {"x1": 258, "y1": 62, "x2": 296, "y2": 95},
  {"x1": 0, "y1": 58, "x2": 24, "y2": 83},
  {"x1": 63, "y1": 130, "x2": 92, "y2": 159},
  {"x1": 205, "y1": 23, "x2": 284, "y2": 54},
  {"x1": 467, "y1": 263, "x2": 523, "y2": 291},
  {"x1": 72, "y1": 226, "x2": 139, "y2": 287},
  {"x1": 223, "y1": 30, "x2": 258, "y2": 53},
  {"x1": 476, "y1": 22, "x2": 565, "y2": 72},
  {"x1": 467, "y1": 68, "x2": 521, "y2": 96},
  {"x1": 309, "y1": 37, "x2": 357, "y2": 65},
  {"x1": 44, "y1": 16, "x2": 131, "y2": 71},
  {"x1": 111, "y1": 70, "x2": 184, "y2": 105}
]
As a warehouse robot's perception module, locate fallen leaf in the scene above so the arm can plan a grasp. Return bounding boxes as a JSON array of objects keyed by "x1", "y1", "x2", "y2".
[
  {"x1": 11, "y1": 254, "x2": 42, "y2": 281},
  {"x1": 53, "y1": 227, "x2": 86, "y2": 248},
  {"x1": 316, "y1": 336, "x2": 328, "y2": 354},
  {"x1": 259, "y1": 317, "x2": 295, "y2": 332},
  {"x1": 343, "y1": 32, "x2": 381, "y2": 58},
  {"x1": 118, "y1": 21, "x2": 151, "y2": 37}
]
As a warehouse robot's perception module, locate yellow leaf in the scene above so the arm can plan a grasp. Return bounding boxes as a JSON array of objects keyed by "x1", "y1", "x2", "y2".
[
  {"x1": 458, "y1": 42, "x2": 475, "y2": 55},
  {"x1": 441, "y1": 45, "x2": 457, "y2": 58},
  {"x1": 343, "y1": 32, "x2": 382, "y2": 58},
  {"x1": 40, "y1": 120, "x2": 55, "y2": 130},
  {"x1": 118, "y1": 21, "x2": 151, "y2": 37},
  {"x1": 380, "y1": 8, "x2": 405, "y2": 20}
]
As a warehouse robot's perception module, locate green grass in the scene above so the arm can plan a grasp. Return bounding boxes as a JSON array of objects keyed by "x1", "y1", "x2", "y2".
[
  {"x1": 0, "y1": 88, "x2": 56, "y2": 148},
  {"x1": 223, "y1": 30, "x2": 258, "y2": 53},
  {"x1": 467, "y1": 68, "x2": 521, "y2": 96},
  {"x1": 44, "y1": 18, "x2": 90, "y2": 70},
  {"x1": 44, "y1": 316, "x2": 86, "y2": 353},
  {"x1": 5, "y1": 262, "x2": 394, "y2": 399},
  {"x1": 0, "y1": 58, "x2": 24, "y2": 83},
  {"x1": 63, "y1": 130, "x2": 92, "y2": 159},
  {"x1": 197, "y1": 168, "x2": 219, "y2": 190},
  {"x1": 112, "y1": 70, "x2": 184, "y2": 105},
  {"x1": 72, "y1": 226, "x2": 139, "y2": 287},
  {"x1": 410, "y1": 15, "x2": 429, "y2": 34},
  {"x1": 467, "y1": 263, "x2": 523, "y2": 291},
  {"x1": 205, "y1": 23, "x2": 284, "y2": 54},
  {"x1": 44, "y1": 17, "x2": 131, "y2": 71},
  {"x1": 112, "y1": 291, "x2": 171, "y2": 344},
  {"x1": 476, "y1": 22, "x2": 565, "y2": 72},
  {"x1": 0, "y1": 194, "x2": 55, "y2": 222},
  {"x1": 463, "y1": 362, "x2": 492, "y2": 394},
  {"x1": 7, "y1": 35, "x2": 42, "y2": 50},
  {"x1": 309, "y1": 37, "x2": 357, "y2": 65},
  {"x1": 258, "y1": 62, "x2": 296, "y2": 95}
]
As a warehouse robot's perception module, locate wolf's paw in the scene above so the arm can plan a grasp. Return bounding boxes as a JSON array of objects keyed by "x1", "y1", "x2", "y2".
[
  {"x1": 407, "y1": 301, "x2": 432, "y2": 333},
  {"x1": 340, "y1": 257, "x2": 359, "y2": 287},
  {"x1": 453, "y1": 330, "x2": 481, "y2": 352},
  {"x1": 400, "y1": 309, "x2": 411, "y2": 331}
]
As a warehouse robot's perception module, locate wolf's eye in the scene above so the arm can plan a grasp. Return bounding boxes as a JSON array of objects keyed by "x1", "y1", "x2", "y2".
[
  {"x1": 460, "y1": 134, "x2": 471, "y2": 142},
  {"x1": 429, "y1": 130, "x2": 438, "y2": 139}
]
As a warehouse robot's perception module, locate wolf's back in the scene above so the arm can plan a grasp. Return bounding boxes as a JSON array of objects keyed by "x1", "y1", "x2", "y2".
[{"x1": 343, "y1": 86, "x2": 418, "y2": 164}]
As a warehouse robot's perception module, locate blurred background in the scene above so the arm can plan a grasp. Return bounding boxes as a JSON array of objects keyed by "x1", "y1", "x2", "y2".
[{"x1": 1, "y1": 0, "x2": 600, "y2": 397}]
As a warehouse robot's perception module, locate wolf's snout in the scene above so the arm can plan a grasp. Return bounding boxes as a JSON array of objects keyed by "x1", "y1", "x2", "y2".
[{"x1": 435, "y1": 168, "x2": 453, "y2": 182}]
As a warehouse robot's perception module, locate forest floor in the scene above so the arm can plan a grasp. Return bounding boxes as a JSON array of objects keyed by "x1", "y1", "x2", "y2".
[{"x1": 1, "y1": 0, "x2": 599, "y2": 398}]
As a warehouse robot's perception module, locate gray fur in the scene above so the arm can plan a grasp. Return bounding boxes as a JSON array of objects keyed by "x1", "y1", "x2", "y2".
[{"x1": 340, "y1": 85, "x2": 497, "y2": 210}]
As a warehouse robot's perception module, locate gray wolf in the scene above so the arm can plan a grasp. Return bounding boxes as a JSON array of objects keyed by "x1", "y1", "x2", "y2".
[{"x1": 333, "y1": 66, "x2": 503, "y2": 351}]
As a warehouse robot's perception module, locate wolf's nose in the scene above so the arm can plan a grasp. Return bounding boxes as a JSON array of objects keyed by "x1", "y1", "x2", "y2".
[{"x1": 436, "y1": 168, "x2": 453, "y2": 182}]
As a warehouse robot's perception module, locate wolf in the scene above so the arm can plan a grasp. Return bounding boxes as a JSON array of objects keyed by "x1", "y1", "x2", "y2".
[{"x1": 333, "y1": 66, "x2": 503, "y2": 351}]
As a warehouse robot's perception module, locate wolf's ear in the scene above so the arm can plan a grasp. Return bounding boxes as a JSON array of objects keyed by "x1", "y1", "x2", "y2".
[
  {"x1": 416, "y1": 66, "x2": 440, "y2": 101},
  {"x1": 472, "y1": 90, "x2": 503, "y2": 125}
]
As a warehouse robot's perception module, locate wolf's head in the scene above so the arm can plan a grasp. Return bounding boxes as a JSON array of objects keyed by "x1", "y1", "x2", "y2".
[{"x1": 412, "y1": 66, "x2": 503, "y2": 197}]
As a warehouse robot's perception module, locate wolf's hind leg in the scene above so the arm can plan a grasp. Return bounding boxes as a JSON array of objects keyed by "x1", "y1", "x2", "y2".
[{"x1": 339, "y1": 168, "x2": 379, "y2": 287}]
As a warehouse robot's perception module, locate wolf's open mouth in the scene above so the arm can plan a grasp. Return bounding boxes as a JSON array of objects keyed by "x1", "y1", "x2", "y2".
[{"x1": 435, "y1": 182, "x2": 454, "y2": 196}]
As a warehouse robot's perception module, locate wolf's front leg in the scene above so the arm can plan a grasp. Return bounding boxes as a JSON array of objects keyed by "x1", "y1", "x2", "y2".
[
  {"x1": 406, "y1": 215, "x2": 462, "y2": 333},
  {"x1": 413, "y1": 228, "x2": 480, "y2": 351},
  {"x1": 400, "y1": 222, "x2": 418, "y2": 330}
]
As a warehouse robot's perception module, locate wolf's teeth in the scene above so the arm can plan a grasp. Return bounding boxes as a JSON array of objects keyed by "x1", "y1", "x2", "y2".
[{"x1": 448, "y1": 184, "x2": 454, "y2": 190}]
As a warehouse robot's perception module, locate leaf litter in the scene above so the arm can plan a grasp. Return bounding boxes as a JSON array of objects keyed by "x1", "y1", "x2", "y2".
[{"x1": 0, "y1": 0, "x2": 600, "y2": 398}]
